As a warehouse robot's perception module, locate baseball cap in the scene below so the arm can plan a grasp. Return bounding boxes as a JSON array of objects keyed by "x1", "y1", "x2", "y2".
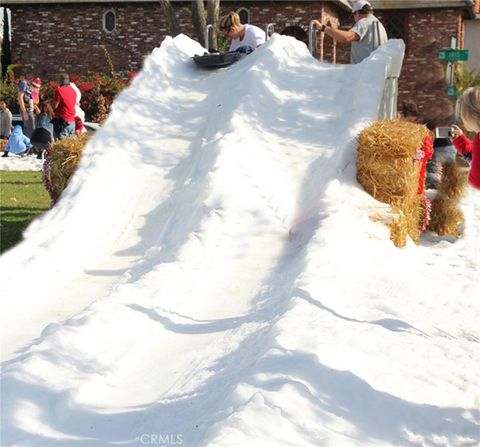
[
  {"x1": 32, "y1": 77, "x2": 42, "y2": 87},
  {"x1": 352, "y1": 0, "x2": 373, "y2": 13}
]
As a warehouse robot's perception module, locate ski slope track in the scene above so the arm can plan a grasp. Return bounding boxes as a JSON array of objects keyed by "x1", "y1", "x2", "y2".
[{"x1": 1, "y1": 35, "x2": 479, "y2": 446}]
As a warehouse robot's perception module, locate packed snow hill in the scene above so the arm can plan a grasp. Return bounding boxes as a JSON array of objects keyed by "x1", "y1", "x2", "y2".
[{"x1": 1, "y1": 34, "x2": 479, "y2": 447}]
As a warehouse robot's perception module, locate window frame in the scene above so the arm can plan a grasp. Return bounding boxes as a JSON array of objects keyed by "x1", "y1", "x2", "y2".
[
  {"x1": 103, "y1": 9, "x2": 116, "y2": 33},
  {"x1": 237, "y1": 8, "x2": 250, "y2": 25},
  {"x1": 380, "y1": 10, "x2": 408, "y2": 48}
]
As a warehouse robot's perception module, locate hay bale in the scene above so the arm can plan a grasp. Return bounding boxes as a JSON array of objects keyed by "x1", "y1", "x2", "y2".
[
  {"x1": 45, "y1": 133, "x2": 89, "y2": 204},
  {"x1": 438, "y1": 160, "x2": 467, "y2": 199},
  {"x1": 357, "y1": 119, "x2": 430, "y2": 201},
  {"x1": 428, "y1": 160, "x2": 466, "y2": 237},
  {"x1": 357, "y1": 119, "x2": 430, "y2": 247},
  {"x1": 428, "y1": 195, "x2": 464, "y2": 236},
  {"x1": 389, "y1": 213, "x2": 408, "y2": 248}
]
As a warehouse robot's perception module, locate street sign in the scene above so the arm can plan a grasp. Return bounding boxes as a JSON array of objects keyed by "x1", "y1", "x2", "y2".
[
  {"x1": 447, "y1": 86, "x2": 458, "y2": 98},
  {"x1": 438, "y1": 49, "x2": 469, "y2": 62}
]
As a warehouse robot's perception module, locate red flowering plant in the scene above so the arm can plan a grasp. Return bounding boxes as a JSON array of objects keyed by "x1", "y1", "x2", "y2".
[
  {"x1": 75, "y1": 71, "x2": 134, "y2": 121},
  {"x1": 0, "y1": 66, "x2": 136, "y2": 121}
]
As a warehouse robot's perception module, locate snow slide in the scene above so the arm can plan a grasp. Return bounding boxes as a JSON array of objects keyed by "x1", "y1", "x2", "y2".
[{"x1": 1, "y1": 35, "x2": 479, "y2": 446}]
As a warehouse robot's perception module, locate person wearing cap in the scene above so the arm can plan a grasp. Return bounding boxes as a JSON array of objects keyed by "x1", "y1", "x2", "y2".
[
  {"x1": 312, "y1": 0, "x2": 387, "y2": 64},
  {"x1": 220, "y1": 12, "x2": 265, "y2": 53},
  {"x1": 31, "y1": 78, "x2": 42, "y2": 113}
]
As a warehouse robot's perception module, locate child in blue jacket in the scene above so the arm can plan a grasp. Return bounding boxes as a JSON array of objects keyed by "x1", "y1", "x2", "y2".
[{"x1": 2, "y1": 125, "x2": 33, "y2": 157}]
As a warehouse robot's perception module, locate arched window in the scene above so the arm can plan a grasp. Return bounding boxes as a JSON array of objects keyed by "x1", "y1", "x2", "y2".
[
  {"x1": 237, "y1": 8, "x2": 250, "y2": 25},
  {"x1": 103, "y1": 10, "x2": 116, "y2": 33}
]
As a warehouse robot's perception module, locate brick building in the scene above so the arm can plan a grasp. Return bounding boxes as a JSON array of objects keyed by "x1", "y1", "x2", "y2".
[
  {"x1": 465, "y1": 1, "x2": 480, "y2": 72},
  {"x1": 1, "y1": 0, "x2": 478, "y2": 124}
]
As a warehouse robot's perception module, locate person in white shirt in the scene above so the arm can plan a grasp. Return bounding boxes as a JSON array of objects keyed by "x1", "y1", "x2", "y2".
[
  {"x1": 312, "y1": 0, "x2": 387, "y2": 64},
  {"x1": 220, "y1": 12, "x2": 265, "y2": 53}
]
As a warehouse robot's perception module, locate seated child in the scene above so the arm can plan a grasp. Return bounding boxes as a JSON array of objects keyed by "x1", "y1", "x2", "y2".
[
  {"x1": 31, "y1": 101, "x2": 54, "y2": 158},
  {"x1": 2, "y1": 125, "x2": 33, "y2": 157}
]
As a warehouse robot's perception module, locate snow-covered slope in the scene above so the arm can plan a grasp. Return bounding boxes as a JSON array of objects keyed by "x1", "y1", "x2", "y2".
[{"x1": 1, "y1": 35, "x2": 479, "y2": 447}]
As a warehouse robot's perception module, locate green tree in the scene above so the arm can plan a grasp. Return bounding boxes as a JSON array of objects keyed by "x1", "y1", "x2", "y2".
[
  {"x1": 160, "y1": 0, "x2": 221, "y2": 49},
  {"x1": 455, "y1": 62, "x2": 480, "y2": 94},
  {"x1": 1, "y1": 8, "x2": 12, "y2": 79}
]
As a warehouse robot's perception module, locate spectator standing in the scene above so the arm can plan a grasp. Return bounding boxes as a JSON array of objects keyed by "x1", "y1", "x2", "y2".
[
  {"x1": 17, "y1": 78, "x2": 35, "y2": 138},
  {"x1": 17, "y1": 75, "x2": 28, "y2": 92},
  {"x1": 312, "y1": 0, "x2": 387, "y2": 64},
  {"x1": 70, "y1": 81, "x2": 86, "y2": 123},
  {"x1": 31, "y1": 78, "x2": 42, "y2": 113},
  {"x1": 51, "y1": 73, "x2": 77, "y2": 140},
  {"x1": 219, "y1": 12, "x2": 266, "y2": 52},
  {"x1": 0, "y1": 100, "x2": 13, "y2": 140},
  {"x1": 70, "y1": 80, "x2": 87, "y2": 135},
  {"x1": 450, "y1": 86, "x2": 480, "y2": 190}
]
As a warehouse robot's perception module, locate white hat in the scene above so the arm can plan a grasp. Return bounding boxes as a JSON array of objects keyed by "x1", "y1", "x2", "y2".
[{"x1": 352, "y1": 0, "x2": 373, "y2": 13}]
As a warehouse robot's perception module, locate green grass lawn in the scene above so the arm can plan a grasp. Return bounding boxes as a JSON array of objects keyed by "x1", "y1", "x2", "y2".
[{"x1": 0, "y1": 171, "x2": 51, "y2": 254}]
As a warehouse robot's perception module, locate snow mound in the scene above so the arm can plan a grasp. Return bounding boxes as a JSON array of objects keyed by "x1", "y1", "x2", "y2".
[{"x1": 1, "y1": 34, "x2": 479, "y2": 447}]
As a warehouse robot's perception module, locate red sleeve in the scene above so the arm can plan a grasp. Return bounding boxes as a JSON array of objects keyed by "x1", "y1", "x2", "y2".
[
  {"x1": 423, "y1": 135, "x2": 434, "y2": 160},
  {"x1": 452, "y1": 134, "x2": 473, "y2": 156}
]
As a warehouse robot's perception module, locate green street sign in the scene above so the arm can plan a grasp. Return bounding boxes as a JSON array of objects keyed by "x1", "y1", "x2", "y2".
[
  {"x1": 447, "y1": 86, "x2": 458, "y2": 98},
  {"x1": 438, "y1": 49, "x2": 469, "y2": 62}
]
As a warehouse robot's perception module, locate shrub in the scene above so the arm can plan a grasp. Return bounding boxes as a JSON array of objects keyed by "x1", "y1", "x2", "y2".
[
  {"x1": 0, "y1": 66, "x2": 136, "y2": 120},
  {"x1": 454, "y1": 63, "x2": 480, "y2": 94}
]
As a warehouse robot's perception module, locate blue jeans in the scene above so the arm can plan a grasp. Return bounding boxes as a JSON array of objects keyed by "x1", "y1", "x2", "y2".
[
  {"x1": 22, "y1": 111, "x2": 35, "y2": 138},
  {"x1": 55, "y1": 121, "x2": 75, "y2": 140}
]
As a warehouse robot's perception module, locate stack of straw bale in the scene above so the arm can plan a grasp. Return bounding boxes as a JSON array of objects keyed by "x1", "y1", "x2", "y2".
[
  {"x1": 428, "y1": 160, "x2": 466, "y2": 236},
  {"x1": 46, "y1": 133, "x2": 89, "y2": 204},
  {"x1": 357, "y1": 119, "x2": 431, "y2": 248}
]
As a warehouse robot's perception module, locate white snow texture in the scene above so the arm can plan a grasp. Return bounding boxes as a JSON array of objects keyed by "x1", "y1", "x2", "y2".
[{"x1": 1, "y1": 34, "x2": 479, "y2": 447}]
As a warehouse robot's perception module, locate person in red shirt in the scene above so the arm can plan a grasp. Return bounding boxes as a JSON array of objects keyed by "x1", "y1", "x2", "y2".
[
  {"x1": 51, "y1": 72, "x2": 77, "y2": 140},
  {"x1": 450, "y1": 87, "x2": 480, "y2": 190}
]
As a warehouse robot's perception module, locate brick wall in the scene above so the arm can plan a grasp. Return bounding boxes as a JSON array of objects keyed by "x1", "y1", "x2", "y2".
[
  {"x1": 9, "y1": 1, "x2": 344, "y2": 79},
  {"x1": 9, "y1": 2, "x2": 194, "y2": 79},
  {"x1": 396, "y1": 8, "x2": 462, "y2": 126}
]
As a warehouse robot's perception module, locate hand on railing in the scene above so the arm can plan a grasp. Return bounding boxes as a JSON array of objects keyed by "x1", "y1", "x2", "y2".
[{"x1": 265, "y1": 23, "x2": 275, "y2": 40}]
